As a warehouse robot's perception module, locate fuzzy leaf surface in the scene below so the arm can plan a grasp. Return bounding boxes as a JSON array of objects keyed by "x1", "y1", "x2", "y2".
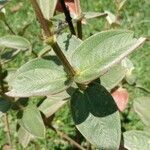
[
  {"x1": 0, "y1": 35, "x2": 30, "y2": 50},
  {"x1": 124, "y1": 130, "x2": 150, "y2": 150},
  {"x1": 71, "y1": 84, "x2": 121, "y2": 149},
  {"x1": 101, "y1": 63, "x2": 127, "y2": 90},
  {"x1": 20, "y1": 105, "x2": 45, "y2": 138},
  {"x1": 134, "y1": 97, "x2": 150, "y2": 126},
  {"x1": 71, "y1": 30, "x2": 145, "y2": 83},
  {"x1": 37, "y1": 0, "x2": 57, "y2": 20},
  {"x1": 6, "y1": 59, "x2": 71, "y2": 97},
  {"x1": 18, "y1": 127, "x2": 33, "y2": 148}
]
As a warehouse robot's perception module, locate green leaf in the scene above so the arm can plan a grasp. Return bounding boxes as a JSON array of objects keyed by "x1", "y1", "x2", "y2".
[
  {"x1": 57, "y1": 33, "x2": 82, "y2": 62},
  {"x1": 39, "y1": 88, "x2": 76, "y2": 117},
  {"x1": 123, "y1": 130, "x2": 150, "y2": 150},
  {"x1": 18, "y1": 127, "x2": 34, "y2": 148},
  {"x1": 0, "y1": 49, "x2": 20, "y2": 64},
  {"x1": 71, "y1": 30, "x2": 145, "y2": 83},
  {"x1": 118, "y1": 0, "x2": 128, "y2": 11},
  {"x1": 37, "y1": 0, "x2": 57, "y2": 20},
  {"x1": 6, "y1": 58, "x2": 72, "y2": 97},
  {"x1": 83, "y1": 12, "x2": 107, "y2": 19},
  {"x1": 105, "y1": 11, "x2": 118, "y2": 25},
  {"x1": 39, "y1": 97, "x2": 67, "y2": 118},
  {"x1": 71, "y1": 84, "x2": 121, "y2": 149},
  {"x1": 100, "y1": 63, "x2": 127, "y2": 90},
  {"x1": 0, "y1": 97, "x2": 11, "y2": 118},
  {"x1": 0, "y1": 35, "x2": 31, "y2": 50},
  {"x1": 20, "y1": 105, "x2": 45, "y2": 138},
  {"x1": 133, "y1": 97, "x2": 150, "y2": 126}
]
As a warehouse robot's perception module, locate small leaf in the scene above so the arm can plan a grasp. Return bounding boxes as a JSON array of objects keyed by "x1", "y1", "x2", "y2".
[
  {"x1": 6, "y1": 58, "x2": 72, "y2": 97},
  {"x1": 122, "y1": 58, "x2": 134, "y2": 76},
  {"x1": 105, "y1": 11, "x2": 119, "y2": 25},
  {"x1": 0, "y1": 35, "x2": 31, "y2": 50},
  {"x1": 133, "y1": 97, "x2": 150, "y2": 126},
  {"x1": 57, "y1": 33, "x2": 82, "y2": 62},
  {"x1": 118, "y1": 0, "x2": 128, "y2": 11},
  {"x1": 0, "y1": 97, "x2": 11, "y2": 118},
  {"x1": 18, "y1": 127, "x2": 34, "y2": 148},
  {"x1": 37, "y1": 0, "x2": 57, "y2": 20},
  {"x1": 71, "y1": 30, "x2": 146, "y2": 83},
  {"x1": 0, "y1": 49, "x2": 20, "y2": 64},
  {"x1": 83, "y1": 12, "x2": 107, "y2": 20},
  {"x1": 39, "y1": 97, "x2": 67, "y2": 118},
  {"x1": 100, "y1": 63, "x2": 127, "y2": 90},
  {"x1": 71, "y1": 84, "x2": 121, "y2": 149},
  {"x1": 123, "y1": 130, "x2": 150, "y2": 150},
  {"x1": 111, "y1": 87, "x2": 129, "y2": 112},
  {"x1": 20, "y1": 105, "x2": 45, "y2": 138}
]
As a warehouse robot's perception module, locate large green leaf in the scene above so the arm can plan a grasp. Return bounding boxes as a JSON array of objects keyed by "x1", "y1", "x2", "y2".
[
  {"x1": 37, "y1": 0, "x2": 57, "y2": 20},
  {"x1": 123, "y1": 130, "x2": 150, "y2": 150},
  {"x1": 20, "y1": 105, "x2": 45, "y2": 138},
  {"x1": 133, "y1": 97, "x2": 150, "y2": 126},
  {"x1": 71, "y1": 84, "x2": 121, "y2": 149},
  {"x1": 71, "y1": 30, "x2": 145, "y2": 83},
  {"x1": 6, "y1": 58, "x2": 72, "y2": 97},
  {"x1": 100, "y1": 63, "x2": 127, "y2": 90},
  {"x1": 0, "y1": 35, "x2": 31, "y2": 50},
  {"x1": 0, "y1": 97, "x2": 11, "y2": 118}
]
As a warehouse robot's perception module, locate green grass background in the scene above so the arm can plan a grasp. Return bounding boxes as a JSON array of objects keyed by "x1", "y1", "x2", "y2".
[{"x1": 0, "y1": 0, "x2": 150, "y2": 149}]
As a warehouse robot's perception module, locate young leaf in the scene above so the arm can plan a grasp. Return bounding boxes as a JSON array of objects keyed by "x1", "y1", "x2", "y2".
[
  {"x1": 123, "y1": 130, "x2": 150, "y2": 150},
  {"x1": 6, "y1": 59, "x2": 72, "y2": 97},
  {"x1": 71, "y1": 84, "x2": 121, "y2": 149},
  {"x1": 0, "y1": 35, "x2": 31, "y2": 50},
  {"x1": 100, "y1": 63, "x2": 127, "y2": 90},
  {"x1": 20, "y1": 105, "x2": 45, "y2": 138},
  {"x1": 37, "y1": 0, "x2": 57, "y2": 20},
  {"x1": 71, "y1": 30, "x2": 146, "y2": 83},
  {"x1": 56, "y1": 0, "x2": 76, "y2": 17},
  {"x1": 111, "y1": 87, "x2": 129, "y2": 112},
  {"x1": 18, "y1": 127, "x2": 34, "y2": 148},
  {"x1": 133, "y1": 97, "x2": 150, "y2": 126},
  {"x1": 0, "y1": 97, "x2": 11, "y2": 118}
]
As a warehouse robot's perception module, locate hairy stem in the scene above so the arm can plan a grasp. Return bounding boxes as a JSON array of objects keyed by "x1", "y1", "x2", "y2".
[
  {"x1": 50, "y1": 126, "x2": 86, "y2": 150},
  {"x1": 30, "y1": 0, "x2": 76, "y2": 77},
  {"x1": 59, "y1": 0, "x2": 76, "y2": 35},
  {"x1": 3, "y1": 114, "x2": 13, "y2": 149}
]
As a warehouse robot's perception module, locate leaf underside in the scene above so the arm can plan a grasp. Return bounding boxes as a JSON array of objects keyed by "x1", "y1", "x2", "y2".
[{"x1": 71, "y1": 83, "x2": 121, "y2": 149}]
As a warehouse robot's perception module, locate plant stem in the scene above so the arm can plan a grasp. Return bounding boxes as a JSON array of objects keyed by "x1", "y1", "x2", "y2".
[
  {"x1": 59, "y1": 0, "x2": 76, "y2": 35},
  {"x1": 30, "y1": 0, "x2": 76, "y2": 77},
  {"x1": 74, "y1": 0, "x2": 82, "y2": 39},
  {"x1": 50, "y1": 126, "x2": 86, "y2": 150},
  {"x1": 3, "y1": 114, "x2": 13, "y2": 149},
  {"x1": 4, "y1": 19, "x2": 16, "y2": 35},
  {"x1": 0, "y1": 63, "x2": 5, "y2": 93}
]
